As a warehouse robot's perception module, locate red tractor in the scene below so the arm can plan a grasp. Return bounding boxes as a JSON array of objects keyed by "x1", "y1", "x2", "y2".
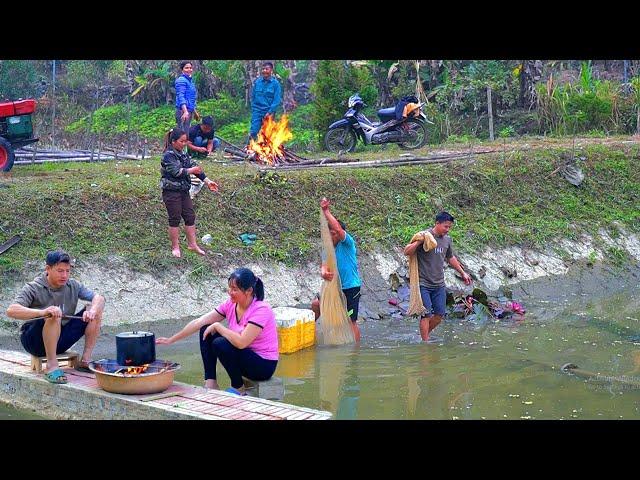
[{"x1": 0, "y1": 99, "x2": 39, "y2": 172}]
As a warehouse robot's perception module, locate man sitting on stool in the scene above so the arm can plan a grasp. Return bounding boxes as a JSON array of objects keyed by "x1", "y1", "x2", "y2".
[{"x1": 6, "y1": 250, "x2": 105, "y2": 384}]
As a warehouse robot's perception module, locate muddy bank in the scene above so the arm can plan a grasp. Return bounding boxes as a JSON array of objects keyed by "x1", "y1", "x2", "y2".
[{"x1": 1, "y1": 228, "x2": 638, "y2": 334}]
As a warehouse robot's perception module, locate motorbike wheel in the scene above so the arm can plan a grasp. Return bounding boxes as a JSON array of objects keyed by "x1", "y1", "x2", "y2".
[
  {"x1": 398, "y1": 119, "x2": 428, "y2": 150},
  {"x1": 0, "y1": 137, "x2": 16, "y2": 172},
  {"x1": 324, "y1": 127, "x2": 357, "y2": 153}
]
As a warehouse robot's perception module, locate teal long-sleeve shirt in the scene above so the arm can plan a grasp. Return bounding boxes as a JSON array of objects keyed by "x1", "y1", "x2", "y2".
[{"x1": 251, "y1": 76, "x2": 282, "y2": 114}]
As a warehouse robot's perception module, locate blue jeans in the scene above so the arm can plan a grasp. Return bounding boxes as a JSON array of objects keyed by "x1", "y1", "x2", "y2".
[
  {"x1": 250, "y1": 109, "x2": 268, "y2": 139},
  {"x1": 192, "y1": 135, "x2": 221, "y2": 152},
  {"x1": 419, "y1": 286, "x2": 447, "y2": 317}
]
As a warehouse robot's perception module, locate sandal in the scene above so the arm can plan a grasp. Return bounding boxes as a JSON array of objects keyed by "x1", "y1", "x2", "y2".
[
  {"x1": 225, "y1": 387, "x2": 247, "y2": 396},
  {"x1": 44, "y1": 368, "x2": 68, "y2": 384},
  {"x1": 75, "y1": 361, "x2": 92, "y2": 373}
]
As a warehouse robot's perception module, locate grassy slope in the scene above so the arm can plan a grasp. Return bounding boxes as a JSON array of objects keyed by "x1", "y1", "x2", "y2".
[{"x1": 1, "y1": 140, "x2": 638, "y2": 282}]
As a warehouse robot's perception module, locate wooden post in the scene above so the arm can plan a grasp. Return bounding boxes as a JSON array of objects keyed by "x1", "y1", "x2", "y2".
[{"x1": 487, "y1": 85, "x2": 494, "y2": 141}]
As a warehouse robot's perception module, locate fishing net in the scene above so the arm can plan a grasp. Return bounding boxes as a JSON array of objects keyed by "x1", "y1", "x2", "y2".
[{"x1": 317, "y1": 209, "x2": 355, "y2": 346}]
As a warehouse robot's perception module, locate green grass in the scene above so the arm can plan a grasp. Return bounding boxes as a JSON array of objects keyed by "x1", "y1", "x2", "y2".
[{"x1": 1, "y1": 141, "x2": 638, "y2": 283}]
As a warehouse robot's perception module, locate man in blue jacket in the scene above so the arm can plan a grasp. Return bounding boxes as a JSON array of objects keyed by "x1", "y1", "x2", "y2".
[
  {"x1": 175, "y1": 61, "x2": 200, "y2": 131},
  {"x1": 249, "y1": 61, "x2": 282, "y2": 141}
]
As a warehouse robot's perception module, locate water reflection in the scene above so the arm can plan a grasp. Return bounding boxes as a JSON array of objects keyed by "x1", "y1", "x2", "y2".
[{"x1": 101, "y1": 285, "x2": 640, "y2": 419}]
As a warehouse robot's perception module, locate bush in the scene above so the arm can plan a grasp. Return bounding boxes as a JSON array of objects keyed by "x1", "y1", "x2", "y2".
[
  {"x1": 498, "y1": 126, "x2": 516, "y2": 138},
  {"x1": 310, "y1": 61, "x2": 378, "y2": 139},
  {"x1": 217, "y1": 121, "x2": 250, "y2": 146},
  {"x1": 65, "y1": 92, "x2": 249, "y2": 143},
  {"x1": 197, "y1": 93, "x2": 247, "y2": 128}
]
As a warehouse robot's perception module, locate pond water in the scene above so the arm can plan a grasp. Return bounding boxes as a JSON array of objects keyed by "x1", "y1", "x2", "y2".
[
  {"x1": 164, "y1": 285, "x2": 640, "y2": 419},
  {"x1": 0, "y1": 402, "x2": 45, "y2": 420},
  {"x1": 4, "y1": 272, "x2": 639, "y2": 420}
]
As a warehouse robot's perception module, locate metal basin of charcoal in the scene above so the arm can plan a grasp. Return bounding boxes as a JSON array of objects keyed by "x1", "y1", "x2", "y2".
[{"x1": 88, "y1": 359, "x2": 180, "y2": 395}]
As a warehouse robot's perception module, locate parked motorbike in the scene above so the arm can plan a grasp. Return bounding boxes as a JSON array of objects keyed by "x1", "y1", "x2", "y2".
[{"x1": 323, "y1": 94, "x2": 430, "y2": 153}]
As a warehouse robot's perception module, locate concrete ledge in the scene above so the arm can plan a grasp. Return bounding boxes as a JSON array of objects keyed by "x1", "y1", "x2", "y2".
[
  {"x1": 243, "y1": 376, "x2": 284, "y2": 401},
  {"x1": 0, "y1": 349, "x2": 331, "y2": 420}
]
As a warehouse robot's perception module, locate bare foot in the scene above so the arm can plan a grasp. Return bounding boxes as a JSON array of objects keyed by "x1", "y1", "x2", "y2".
[
  {"x1": 187, "y1": 245, "x2": 206, "y2": 256},
  {"x1": 171, "y1": 247, "x2": 181, "y2": 258},
  {"x1": 204, "y1": 379, "x2": 219, "y2": 390}
]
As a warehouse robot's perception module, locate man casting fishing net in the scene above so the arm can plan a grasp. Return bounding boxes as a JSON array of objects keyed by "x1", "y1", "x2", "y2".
[{"x1": 312, "y1": 197, "x2": 361, "y2": 344}]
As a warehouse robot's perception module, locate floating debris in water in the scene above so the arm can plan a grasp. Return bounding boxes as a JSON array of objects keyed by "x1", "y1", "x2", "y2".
[
  {"x1": 508, "y1": 394, "x2": 520, "y2": 398},
  {"x1": 523, "y1": 401, "x2": 533, "y2": 405}
]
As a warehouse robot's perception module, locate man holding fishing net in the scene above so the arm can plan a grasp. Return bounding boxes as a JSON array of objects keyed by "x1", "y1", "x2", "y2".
[
  {"x1": 311, "y1": 197, "x2": 362, "y2": 343},
  {"x1": 404, "y1": 211, "x2": 471, "y2": 342}
]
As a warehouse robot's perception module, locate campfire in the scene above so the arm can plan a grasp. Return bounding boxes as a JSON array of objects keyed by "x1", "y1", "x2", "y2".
[
  {"x1": 247, "y1": 114, "x2": 293, "y2": 165},
  {"x1": 223, "y1": 114, "x2": 307, "y2": 165}
]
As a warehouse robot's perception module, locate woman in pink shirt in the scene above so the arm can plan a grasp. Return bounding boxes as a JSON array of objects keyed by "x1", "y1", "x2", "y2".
[{"x1": 157, "y1": 268, "x2": 279, "y2": 395}]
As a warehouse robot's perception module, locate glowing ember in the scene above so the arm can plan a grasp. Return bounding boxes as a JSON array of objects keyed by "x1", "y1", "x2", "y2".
[
  {"x1": 246, "y1": 114, "x2": 293, "y2": 165},
  {"x1": 123, "y1": 365, "x2": 149, "y2": 376}
]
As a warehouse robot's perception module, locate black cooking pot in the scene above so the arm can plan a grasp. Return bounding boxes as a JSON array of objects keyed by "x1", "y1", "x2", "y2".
[{"x1": 116, "y1": 331, "x2": 156, "y2": 366}]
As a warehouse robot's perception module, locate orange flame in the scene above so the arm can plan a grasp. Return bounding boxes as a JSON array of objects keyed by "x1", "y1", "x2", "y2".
[
  {"x1": 247, "y1": 114, "x2": 293, "y2": 165},
  {"x1": 124, "y1": 365, "x2": 149, "y2": 375}
]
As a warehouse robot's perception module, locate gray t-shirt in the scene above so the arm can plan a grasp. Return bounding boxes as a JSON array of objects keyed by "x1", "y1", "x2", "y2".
[
  {"x1": 14, "y1": 273, "x2": 95, "y2": 326},
  {"x1": 416, "y1": 228, "x2": 454, "y2": 288}
]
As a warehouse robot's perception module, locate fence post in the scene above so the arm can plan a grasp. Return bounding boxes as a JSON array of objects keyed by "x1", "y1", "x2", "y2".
[{"x1": 487, "y1": 86, "x2": 494, "y2": 141}]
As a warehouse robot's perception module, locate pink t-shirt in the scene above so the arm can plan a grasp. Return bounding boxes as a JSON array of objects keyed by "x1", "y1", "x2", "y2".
[{"x1": 215, "y1": 298, "x2": 279, "y2": 361}]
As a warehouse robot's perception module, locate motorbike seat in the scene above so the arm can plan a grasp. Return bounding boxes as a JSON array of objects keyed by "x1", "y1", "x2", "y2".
[{"x1": 377, "y1": 107, "x2": 396, "y2": 119}]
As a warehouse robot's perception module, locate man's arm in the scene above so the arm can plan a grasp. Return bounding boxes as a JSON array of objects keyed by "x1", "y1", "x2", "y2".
[
  {"x1": 448, "y1": 256, "x2": 472, "y2": 285},
  {"x1": 320, "y1": 263, "x2": 334, "y2": 281},
  {"x1": 6, "y1": 304, "x2": 62, "y2": 322},
  {"x1": 269, "y1": 81, "x2": 282, "y2": 114},
  {"x1": 320, "y1": 198, "x2": 346, "y2": 241},
  {"x1": 251, "y1": 80, "x2": 256, "y2": 107},
  {"x1": 186, "y1": 140, "x2": 208, "y2": 154},
  {"x1": 403, "y1": 240, "x2": 422, "y2": 256},
  {"x1": 83, "y1": 294, "x2": 105, "y2": 322}
]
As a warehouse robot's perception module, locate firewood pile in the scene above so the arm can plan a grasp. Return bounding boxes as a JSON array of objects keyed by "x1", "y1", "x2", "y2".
[{"x1": 221, "y1": 139, "x2": 307, "y2": 165}]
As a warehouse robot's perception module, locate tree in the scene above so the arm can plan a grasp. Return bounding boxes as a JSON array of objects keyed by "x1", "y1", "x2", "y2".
[
  {"x1": 631, "y1": 77, "x2": 640, "y2": 135},
  {"x1": 130, "y1": 60, "x2": 175, "y2": 107},
  {"x1": 519, "y1": 60, "x2": 543, "y2": 109},
  {"x1": 464, "y1": 61, "x2": 512, "y2": 140},
  {"x1": 0, "y1": 60, "x2": 49, "y2": 100}
]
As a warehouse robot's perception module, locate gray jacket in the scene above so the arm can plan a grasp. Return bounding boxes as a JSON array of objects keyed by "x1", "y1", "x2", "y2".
[{"x1": 14, "y1": 273, "x2": 95, "y2": 326}]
